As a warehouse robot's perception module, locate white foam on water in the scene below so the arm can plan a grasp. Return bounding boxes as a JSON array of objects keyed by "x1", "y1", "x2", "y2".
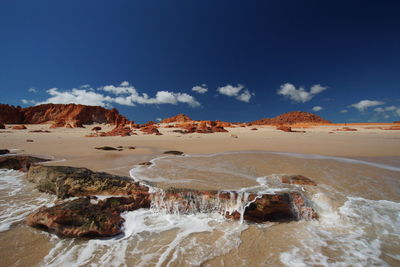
[
  {"x1": 43, "y1": 209, "x2": 247, "y2": 267},
  {"x1": 269, "y1": 151, "x2": 400, "y2": 172},
  {"x1": 280, "y1": 196, "x2": 400, "y2": 266},
  {"x1": 0, "y1": 169, "x2": 55, "y2": 232}
]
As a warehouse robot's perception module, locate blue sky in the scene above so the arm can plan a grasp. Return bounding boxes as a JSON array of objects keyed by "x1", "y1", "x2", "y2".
[{"x1": 0, "y1": 0, "x2": 399, "y2": 123}]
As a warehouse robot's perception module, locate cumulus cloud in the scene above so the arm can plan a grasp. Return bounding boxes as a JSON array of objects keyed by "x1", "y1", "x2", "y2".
[
  {"x1": 28, "y1": 88, "x2": 37, "y2": 93},
  {"x1": 192, "y1": 84, "x2": 208, "y2": 94},
  {"x1": 350, "y1": 100, "x2": 384, "y2": 112},
  {"x1": 156, "y1": 118, "x2": 162, "y2": 122},
  {"x1": 277, "y1": 83, "x2": 328, "y2": 103},
  {"x1": 34, "y1": 82, "x2": 201, "y2": 108},
  {"x1": 36, "y1": 88, "x2": 112, "y2": 107},
  {"x1": 217, "y1": 84, "x2": 254, "y2": 102},
  {"x1": 373, "y1": 105, "x2": 400, "y2": 119},
  {"x1": 340, "y1": 109, "x2": 348, "y2": 113},
  {"x1": 312, "y1": 106, "x2": 323, "y2": 112}
]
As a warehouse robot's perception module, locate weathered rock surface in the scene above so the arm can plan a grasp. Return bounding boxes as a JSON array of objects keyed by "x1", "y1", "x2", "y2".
[
  {"x1": 29, "y1": 130, "x2": 51, "y2": 133},
  {"x1": 95, "y1": 146, "x2": 119, "y2": 151},
  {"x1": 0, "y1": 104, "x2": 130, "y2": 127},
  {"x1": 161, "y1": 114, "x2": 192, "y2": 123},
  {"x1": 152, "y1": 188, "x2": 318, "y2": 223},
  {"x1": 27, "y1": 165, "x2": 150, "y2": 199},
  {"x1": 140, "y1": 125, "x2": 162, "y2": 135},
  {"x1": 26, "y1": 196, "x2": 150, "y2": 238},
  {"x1": 251, "y1": 111, "x2": 331, "y2": 125},
  {"x1": 18, "y1": 159, "x2": 319, "y2": 239},
  {"x1": 12, "y1": 125, "x2": 27, "y2": 130},
  {"x1": 163, "y1": 150, "x2": 184, "y2": 155},
  {"x1": 334, "y1": 127, "x2": 357, "y2": 132},
  {"x1": 281, "y1": 175, "x2": 317, "y2": 186},
  {"x1": 0, "y1": 122, "x2": 5, "y2": 129},
  {"x1": 0, "y1": 155, "x2": 48, "y2": 171}
]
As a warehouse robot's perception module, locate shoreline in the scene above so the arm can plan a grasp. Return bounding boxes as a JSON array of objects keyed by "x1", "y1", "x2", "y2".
[{"x1": 1, "y1": 123, "x2": 399, "y2": 177}]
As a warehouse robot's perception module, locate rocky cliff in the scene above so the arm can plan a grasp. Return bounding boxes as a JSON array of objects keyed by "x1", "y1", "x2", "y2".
[
  {"x1": 0, "y1": 103, "x2": 130, "y2": 126},
  {"x1": 161, "y1": 114, "x2": 192, "y2": 123},
  {"x1": 251, "y1": 111, "x2": 331, "y2": 125}
]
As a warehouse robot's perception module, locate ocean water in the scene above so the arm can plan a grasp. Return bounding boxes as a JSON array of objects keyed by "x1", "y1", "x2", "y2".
[{"x1": 0, "y1": 152, "x2": 399, "y2": 266}]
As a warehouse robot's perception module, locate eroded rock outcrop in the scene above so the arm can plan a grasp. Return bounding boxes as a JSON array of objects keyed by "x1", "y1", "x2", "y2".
[
  {"x1": 12, "y1": 125, "x2": 27, "y2": 130},
  {"x1": 0, "y1": 104, "x2": 131, "y2": 128},
  {"x1": 21, "y1": 160, "x2": 319, "y2": 238},
  {"x1": 251, "y1": 111, "x2": 331, "y2": 125},
  {"x1": 0, "y1": 155, "x2": 48, "y2": 171},
  {"x1": 26, "y1": 196, "x2": 150, "y2": 237},
  {"x1": 161, "y1": 114, "x2": 192, "y2": 123},
  {"x1": 27, "y1": 165, "x2": 150, "y2": 199}
]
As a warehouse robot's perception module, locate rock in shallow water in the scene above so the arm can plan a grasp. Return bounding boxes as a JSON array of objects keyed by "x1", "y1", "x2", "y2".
[
  {"x1": 0, "y1": 155, "x2": 48, "y2": 171},
  {"x1": 27, "y1": 165, "x2": 150, "y2": 199},
  {"x1": 26, "y1": 196, "x2": 150, "y2": 238}
]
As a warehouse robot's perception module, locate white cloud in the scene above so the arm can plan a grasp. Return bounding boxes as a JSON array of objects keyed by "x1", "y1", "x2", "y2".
[
  {"x1": 156, "y1": 118, "x2": 162, "y2": 122},
  {"x1": 192, "y1": 84, "x2": 208, "y2": 94},
  {"x1": 312, "y1": 106, "x2": 323, "y2": 112},
  {"x1": 37, "y1": 88, "x2": 112, "y2": 107},
  {"x1": 21, "y1": 99, "x2": 36, "y2": 105},
  {"x1": 310, "y1": 84, "x2": 328, "y2": 94},
  {"x1": 373, "y1": 105, "x2": 400, "y2": 119},
  {"x1": 340, "y1": 109, "x2": 348, "y2": 113},
  {"x1": 351, "y1": 100, "x2": 384, "y2": 112},
  {"x1": 236, "y1": 89, "x2": 252, "y2": 103},
  {"x1": 277, "y1": 83, "x2": 328, "y2": 103},
  {"x1": 384, "y1": 106, "x2": 397, "y2": 111},
  {"x1": 34, "y1": 82, "x2": 201, "y2": 108},
  {"x1": 28, "y1": 88, "x2": 37, "y2": 93},
  {"x1": 120, "y1": 81, "x2": 130, "y2": 87},
  {"x1": 217, "y1": 84, "x2": 254, "y2": 102}
]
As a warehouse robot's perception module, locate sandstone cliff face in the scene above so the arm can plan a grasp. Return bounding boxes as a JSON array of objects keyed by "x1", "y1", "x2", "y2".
[
  {"x1": 0, "y1": 103, "x2": 130, "y2": 126},
  {"x1": 251, "y1": 111, "x2": 331, "y2": 125}
]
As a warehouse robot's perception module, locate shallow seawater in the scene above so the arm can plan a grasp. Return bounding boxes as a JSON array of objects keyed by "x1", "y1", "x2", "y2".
[{"x1": 0, "y1": 152, "x2": 399, "y2": 266}]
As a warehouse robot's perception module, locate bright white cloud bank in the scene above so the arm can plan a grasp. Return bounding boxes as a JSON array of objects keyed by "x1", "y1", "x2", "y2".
[
  {"x1": 277, "y1": 83, "x2": 327, "y2": 103},
  {"x1": 217, "y1": 84, "x2": 254, "y2": 102},
  {"x1": 312, "y1": 106, "x2": 323, "y2": 112},
  {"x1": 350, "y1": 100, "x2": 384, "y2": 112},
  {"x1": 33, "y1": 81, "x2": 201, "y2": 108},
  {"x1": 192, "y1": 84, "x2": 208, "y2": 94}
]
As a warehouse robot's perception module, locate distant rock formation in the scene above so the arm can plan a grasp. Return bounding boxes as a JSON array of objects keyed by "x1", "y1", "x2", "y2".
[
  {"x1": 251, "y1": 111, "x2": 331, "y2": 125},
  {"x1": 0, "y1": 103, "x2": 131, "y2": 128},
  {"x1": 161, "y1": 114, "x2": 192, "y2": 123}
]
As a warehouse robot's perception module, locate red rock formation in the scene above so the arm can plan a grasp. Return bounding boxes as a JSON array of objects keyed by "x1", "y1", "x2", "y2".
[
  {"x1": 0, "y1": 104, "x2": 24, "y2": 124},
  {"x1": 0, "y1": 104, "x2": 131, "y2": 128},
  {"x1": 140, "y1": 125, "x2": 162, "y2": 135},
  {"x1": 251, "y1": 111, "x2": 331, "y2": 125},
  {"x1": 0, "y1": 122, "x2": 5, "y2": 129},
  {"x1": 161, "y1": 114, "x2": 192, "y2": 123},
  {"x1": 384, "y1": 125, "x2": 400, "y2": 130},
  {"x1": 29, "y1": 130, "x2": 51, "y2": 133},
  {"x1": 26, "y1": 196, "x2": 150, "y2": 238},
  {"x1": 276, "y1": 125, "x2": 293, "y2": 132},
  {"x1": 334, "y1": 127, "x2": 357, "y2": 131},
  {"x1": 12, "y1": 125, "x2": 27, "y2": 130}
]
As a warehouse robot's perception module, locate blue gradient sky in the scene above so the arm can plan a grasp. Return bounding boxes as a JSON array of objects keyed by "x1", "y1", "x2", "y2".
[{"x1": 0, "y1": 1, "x2": 399, "y2": 123}]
